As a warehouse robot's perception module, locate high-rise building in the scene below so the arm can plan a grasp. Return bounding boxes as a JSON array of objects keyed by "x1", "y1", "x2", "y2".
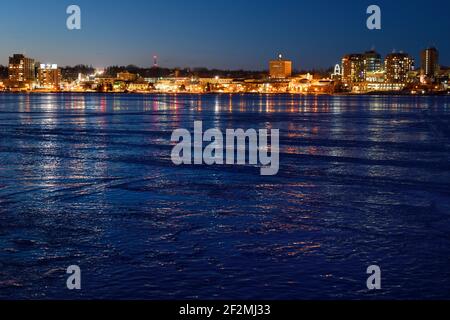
[
  {"x1": 385, "y1": 53, "x2": 414, "y2": 83},
  {"x1": 269, "y1": 54, "x2": 292, "y2": 79},
  {"x1": 362, "y1": 50, "x2": 382, "y2": 80},
  {"x1": 342, "y1": 54, "x2": 364, "y2": 84},
  {"x1": 8, "y1": 54, "x2": 36, "y2": 83},
  {"x1": 38, "y1": 64, "x2": 61, "y2": 90},
  {"x1": 421, "y1": 47, "x2": 439, "y2": 79}
]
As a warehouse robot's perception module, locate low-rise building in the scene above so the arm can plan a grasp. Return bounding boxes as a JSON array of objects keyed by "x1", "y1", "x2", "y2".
[
  {"x1": 117, "y1": 71, "x2": 137, "y2": 82},
  {"x1": 127, "y1": 79, "x2": 150, "y2": 92}
]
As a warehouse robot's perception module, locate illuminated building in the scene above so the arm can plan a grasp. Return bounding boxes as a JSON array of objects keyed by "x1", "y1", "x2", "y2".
[
  {"x1": 420, "y1": 47, "x2": 439, "y2": 79},
  {"x1": 95, "y1": 77, "x2": 116, "y2": 91},
  {"x1": 357, "y1": 82, "x2": 405, "y2": 93},
  {"x1": 385, "y1": 52, "x2": 414, "y2": 83},
  {"x1": 269, "y1": 54, "x2": 292, "y2": 79},
  {"x1": 117, "y1": 71, "x2": 137, "y2": 82},
  {"x1": 363, "y1": 50, "x2": 382, "y2": 72},
  {"x1": 364, "y1": 70, "x2": 385, "y2": 83},
  {"x1": 127, "y1": 79, "x2": 150, "y2": 92},
  {"x1": 342, "y1": 50, "x2": 383, "y2": 85},
  {"x1": 199, "y1": 77, "x2": 234, "y2": 91},
  {"x1": 153, "y1": 78, "x2": 192, "y2": 93},
  {"x1": 38, "y1": 64, "x2": 61, "y2": 90},
  {"x1": 341, "y1": 54, "x2": 364, "y2": 84},
  {"x1": 362, "y1": 50, "x2": 382, "y2": 80},
  {"x1": 289, "y1": 77, "x2": 311, "y2": 93},
  {"x1": 308, "y1": 79, "x2": 336, "y2": 94},
  {"x1": 8, "y1": 54, "x2": 36, "y2": 89},
  {"x1": 354, "y1": 52, "x2": 413, "y2": 92}
]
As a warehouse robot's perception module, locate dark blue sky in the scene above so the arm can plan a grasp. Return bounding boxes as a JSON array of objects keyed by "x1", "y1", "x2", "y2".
[{"x1": 0, "y1": 0, "x2": 449, "y2": 70}]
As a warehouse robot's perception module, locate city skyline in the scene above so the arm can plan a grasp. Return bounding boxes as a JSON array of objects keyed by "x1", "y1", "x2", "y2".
[
  {"x1": 3, "y1": 46, "x2": 448, "y2": 95},
  {"x1": 0, "y1": 0, "x2": 449, "y2": 69},
  {"x1": 0, "y1": 46, "x2": 447, "y2": 73}
]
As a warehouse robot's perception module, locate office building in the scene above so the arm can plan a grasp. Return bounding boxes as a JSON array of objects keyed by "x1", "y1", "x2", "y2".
[{"x1": 269, "y1": 54, "x2": 292, "y2": 78}]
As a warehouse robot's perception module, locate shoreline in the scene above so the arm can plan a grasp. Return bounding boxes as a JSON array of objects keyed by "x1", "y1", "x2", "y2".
[{"x1": 0, "y1": 91, "x2": 449, "y2": 97}]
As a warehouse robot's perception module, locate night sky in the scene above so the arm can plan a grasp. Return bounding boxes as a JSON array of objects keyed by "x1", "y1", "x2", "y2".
[{"x1": 0, "y1": 0, "x2": 449, "y2": 70}]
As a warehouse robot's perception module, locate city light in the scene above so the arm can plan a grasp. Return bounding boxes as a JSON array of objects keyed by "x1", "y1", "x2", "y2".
[{"x1": 1, "y1": 50, "x2": 449, "y2": 94}]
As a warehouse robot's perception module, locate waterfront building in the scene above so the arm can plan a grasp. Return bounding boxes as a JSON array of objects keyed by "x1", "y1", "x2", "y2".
[
  {"x1": 342, "y1": 50, "x2": 383, "y2": 85},
  {"x1": 364, "y1": 70, "x2": 385, "y2": 83},
  {"x1": 8, "y1": 54, "x2": 36, "y2": 90},
  {"x1": 363, "y1": 50, "x2": 382, "y2": 72},
  {"x1": 38, "y1": 64, "x2": 61, "y2": 90},
  {"x1": 357, "y1": 82, "x2": 405, "y2": 93},
  {"x1": 341, "y1": 54, "x2": 364, "y2": 84},
  {"x1": 269, "y1": 54, "x2": 292, "y2": 79},
  {"x1": 308, "y1": 79, "x2": 336, "y2": 94},
  {"x1": 95, "y1": 77, "x2": 116, "y2": 91},
  {"x1": 420, "y1": 47, "x2": 440, "y2": 80},
  {"x1": 289, "y1": 76, "x2": 312, "y2": 93},
  {"x1": 198, "y1": 77, "x2": 235, "y2": 92},
  {"x1": 117, "y1": 71, "x2": 138, "y2": 82},
  {"x1": 8, "y1": 54, "x2": 36, "y2": 82},
  {"x1": 362, "y1": 50, "x2": 383, "y2": 80},
  {"x1": 127, "y1": 79, "x2": 150, "y2": 92},
  {"x1": 385, "y1": 52, "x2": 414, "y2": 83},
  {"x1": 112, "y1": 80, "x2": 127, "y2": 92},
  {"x1": 153, "y1": 77, "x2": 192, "y2": 93}
]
